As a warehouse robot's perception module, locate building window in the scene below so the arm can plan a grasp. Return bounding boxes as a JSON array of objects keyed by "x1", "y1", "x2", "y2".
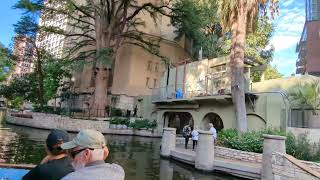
[
  {"x1": 146, "y1": 77, "x2": 150, "y2": 87},
  {"x1": 147, "y1": 61, "x2": 152, "y2": 71},
  {"x1": 155, "y1": 63, "x2": 159, "y2": 72},
  {"x1": 153, "y1": 79, "x2": 157, "y2": 88}
]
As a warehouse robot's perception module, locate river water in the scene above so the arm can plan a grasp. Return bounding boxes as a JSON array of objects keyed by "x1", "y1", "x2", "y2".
[{"x1": 0, "y1": 111, "x2": 242, "y2": 180}]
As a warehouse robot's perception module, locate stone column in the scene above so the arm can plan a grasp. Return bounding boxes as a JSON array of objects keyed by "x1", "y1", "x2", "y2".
[
  {"x1": 195, "y1": 130, "x2": 215, "y2": 171},
  {"x1": 159, "y1": 159, "x2": 173, "y2": 180},
  {"x1": 160, "y1": 127, "x2": 176, "y2": 157},
  {"x1": 261, "y1": 134, "x2": 286, "y2": 180}
]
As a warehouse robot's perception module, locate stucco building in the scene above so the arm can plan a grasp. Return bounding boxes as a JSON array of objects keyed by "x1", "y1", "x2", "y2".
[
  {"x1": 69, "y1": 1, "x2": 191, "y2": 113},
  {"x1": 150, "y1": 57, "x2": 320, "y2": 134},
  {"x1": 296, "y1": 0, "x2": 320, "y2": 75}
]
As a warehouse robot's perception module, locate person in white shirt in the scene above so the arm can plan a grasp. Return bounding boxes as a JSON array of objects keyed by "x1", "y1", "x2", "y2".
[
  {"x1": 191, "y1": 127, "x2": 199, "y2": 151},
  {"x1": 209, "y1": 123, "x2": 217, "y2": 143}
]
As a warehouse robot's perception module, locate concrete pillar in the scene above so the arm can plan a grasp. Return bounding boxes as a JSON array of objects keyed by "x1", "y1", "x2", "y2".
[
  {"x1": 261, "y1": 134, "x2": 286, "y2": 180},
  {"x1": 160, "y1": 127, "x2": 176, "y2": 157},
  {"x1": 159, "y1": 159, "x2": 173, "y2": 180},
  {"x1": 195, "y1": 130, "x2": 215, "y2": 171}
]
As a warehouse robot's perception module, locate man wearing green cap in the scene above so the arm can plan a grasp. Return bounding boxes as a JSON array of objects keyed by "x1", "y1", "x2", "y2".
[{"x1": 61, "y1": 129, "x2": 125, "y2": 180}]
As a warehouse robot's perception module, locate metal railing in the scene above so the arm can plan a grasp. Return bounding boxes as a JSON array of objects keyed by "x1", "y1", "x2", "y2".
[
  {"x1": 290, "y1": 108, "x2": 320, "y2": 128},
  {"x1": 33, "y1": 106, "x2": 108, "y2": 120},
  {"x1": 152, "y1": 75, "x2": 232, "y2": 102}
]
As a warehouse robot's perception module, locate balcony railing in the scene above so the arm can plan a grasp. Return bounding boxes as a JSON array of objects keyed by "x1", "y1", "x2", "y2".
[
  {"x1": 296, "y1": 66, "x2": 306, "y2": 74},
  {"x1": 296, "y1": 59, "x2": 306, "y2": 67},
  {"x1": 152, "y1": 74, "x2": 235, "y2": 102}
]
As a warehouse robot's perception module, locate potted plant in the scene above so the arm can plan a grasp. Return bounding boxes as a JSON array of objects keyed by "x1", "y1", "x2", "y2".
[
  {"x1": 121, "y1": 118, "x2": 129, "y2": 129},
  {"x1": 288, "y1": 80, "x2": 320, "y2": 128},
  {"x1": 109, "y1": 118, "x2": 118, "y2": 129}
]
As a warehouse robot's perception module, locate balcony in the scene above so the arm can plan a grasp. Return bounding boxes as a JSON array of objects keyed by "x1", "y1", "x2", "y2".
[
  {"x1": 151, "y1": 74, "x2": 233, "y2": 103},
  {"x1": 296, "y1": 66, "x2": 306, "y2": 74},
  {"x1": 296, "y1": 59, "x2": 306, "y2": 67},
  {"x1": 296, "y1": 40, "x2": 307, "y2": 54}
]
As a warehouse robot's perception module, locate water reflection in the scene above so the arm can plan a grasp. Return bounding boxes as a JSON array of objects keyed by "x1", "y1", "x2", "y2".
[{"x1": 0, "y1": 110, "x2": 242, "y2": 180}]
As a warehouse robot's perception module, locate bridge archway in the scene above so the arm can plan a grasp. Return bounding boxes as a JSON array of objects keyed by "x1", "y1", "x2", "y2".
[
  {"x1": 201, "y1": 112, "x2": 224, "y2": 131},
  {"x1": 164, "y1": 112, "x2": 194, "y2": 135}
]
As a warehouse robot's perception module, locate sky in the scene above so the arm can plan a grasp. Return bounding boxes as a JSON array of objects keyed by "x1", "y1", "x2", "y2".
[
  {"x1": 270, "y1": 0, "x2": 305, "y2": 77},
  {"x1": 0, "y1": 0, "x2": 23, "y2": 48},
  {"x1": 0, "y1": 0, "x2": 305, "y2": 77}
]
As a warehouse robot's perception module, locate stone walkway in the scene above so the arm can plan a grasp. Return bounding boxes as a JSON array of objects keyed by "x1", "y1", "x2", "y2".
[{"x1": 172, "y1": 145, "x2": 261, "y2": 179}]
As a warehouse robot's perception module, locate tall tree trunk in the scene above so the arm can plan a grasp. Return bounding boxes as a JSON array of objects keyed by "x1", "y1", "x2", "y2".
[
  {"x1": 230, "y1": 1, "x2": 248, "y2": 132},
  {"x1": 36, "y1": 58, "x2": 45, "y2": 108},
  {"x1": 91, "y1": 63, "x2": 109, "y2": 117},
  {"x1": 90, "y1": 13, "x2": 110, "y2": 117}
]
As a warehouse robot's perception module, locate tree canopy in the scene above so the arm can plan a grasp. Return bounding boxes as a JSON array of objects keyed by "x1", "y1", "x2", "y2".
[{"x1": 0, "y1": 43, "x2": 13, "y2": 82}]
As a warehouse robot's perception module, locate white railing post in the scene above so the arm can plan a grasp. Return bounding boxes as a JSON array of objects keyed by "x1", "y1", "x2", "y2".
[
  {"x1": 261, "y1": 134, "x2": 286, "y2": 180},
  {"x1": 195, "y1": 130, "x2": 215, "y2": 171},
  {"x1": 160, "y1": 128, "x2": 176, "y2": 157}
]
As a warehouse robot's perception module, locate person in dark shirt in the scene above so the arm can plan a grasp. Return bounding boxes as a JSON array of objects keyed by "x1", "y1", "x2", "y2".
[{"x1": 22, "y1": 129, "x2": 74, "y2": 180}]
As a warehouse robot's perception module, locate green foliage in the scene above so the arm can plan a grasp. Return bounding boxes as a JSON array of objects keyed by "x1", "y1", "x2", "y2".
[
  {"x1": 251, "y1": 65, "x2": 283, "y2": 82},
  {"x1": 0, "y1": 58, "x2": 72, "y2": 105},
  {"x1": 110, "y1": 117, "x2": 129, "y2": 126},
  {"x1": 287, "y1": 80, "x2": 320, "y2": 111},
  {"x1": 0, "y1": 73, "x2": 39, "y2": 103},
  {"x1": 218, "y1": 128, "x2": 285, "y2": 153},
  {"x1": 129, "y1": 119, "x2": 157, "y2": 130},
  {"x1": 264, "y1": 65, "x2": 283, "y2": 80},
  {"x1": 10, "y1": 97, "x2": 24, "y2": 109},
  {"x1": 171, "y1": 0, "x2": 226, "y2": 59},
  {"x1": 218, "y1": 129, "x2": 320, "y2": 161},
  {"x1": 245, "y1": 17, "x2": 274, "y2": 65},
  {"x1": 43, "y1": 58, "x2": 72, "y2": 102},
  {"x1": 33, "y1": 105, "x2": 82, "y2": 116},
  {"x1": 108, "y1": 107, "x2": 123, "y2": 117},
  {"x1": 0, "y1": 43, "x2": 13, "y2": 82}
]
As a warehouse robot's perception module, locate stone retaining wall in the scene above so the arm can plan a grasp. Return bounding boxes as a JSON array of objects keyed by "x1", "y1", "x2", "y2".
[
  {"x1": 176, "y1": 137, "x2": 262, "y2": 164},
  {"x1": 215, "y1": 146, "x2": 262, "y2": 164},
  {"x1": 6, "y1": 112, "x2": 161, "y2": 137},
  {"x1": 272, "y1": 153, "x2": 320, "y2": 179},
  {"x1": 301, "y1": 160, "x2": 320, "y2": 173}
]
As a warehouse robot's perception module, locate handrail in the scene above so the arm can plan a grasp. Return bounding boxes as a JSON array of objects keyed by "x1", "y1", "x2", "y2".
[
  {"x1": 0, "y1": 163, "x2": 35, "y2": 169},
  {"x1": 249, "y1": 90, "x2": 291, "y2": 127}
]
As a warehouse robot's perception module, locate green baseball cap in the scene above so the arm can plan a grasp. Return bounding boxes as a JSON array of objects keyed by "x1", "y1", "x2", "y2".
[{"x1": 61, "y1": 129, "x2": 106, "y2": 150}]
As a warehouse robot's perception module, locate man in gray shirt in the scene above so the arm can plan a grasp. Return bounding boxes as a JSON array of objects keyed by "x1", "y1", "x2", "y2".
[{"x1": 61, "y1": 129, "x2": 125, "y2": 180}]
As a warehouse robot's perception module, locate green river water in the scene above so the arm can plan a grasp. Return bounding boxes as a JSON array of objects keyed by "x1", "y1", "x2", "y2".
[{"x1": 0, "y1": 110, "x2": 243, "y2": 180}]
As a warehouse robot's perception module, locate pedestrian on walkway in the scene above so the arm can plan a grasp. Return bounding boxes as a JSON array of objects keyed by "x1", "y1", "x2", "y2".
[
  {"x1": 191, "y1": 127, "x2": 199, "y2": 151},
  {"x1": 209, "y1": 123, "x2": 217, "y2": 143},
  {"x1": 182, "y1": 124, "x2": 191, "y2": 149}
]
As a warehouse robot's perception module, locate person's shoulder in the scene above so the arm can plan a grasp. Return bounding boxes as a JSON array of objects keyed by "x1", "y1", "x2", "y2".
[
  {"x1": 104, "y1": 163, "x2": 125, "y2": 174},
  {"x1": 62, "y1": 163, "x2": 125, "y2": 180},
  {"x1": 22, "y1": 165, "x2": 41, "y2": 180}
]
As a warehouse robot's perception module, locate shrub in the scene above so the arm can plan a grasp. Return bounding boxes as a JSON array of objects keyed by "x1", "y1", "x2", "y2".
[
  {"x1": 10, "y1": 97, "x2": 23, "y2": 109},
  {"x1": 218, "y1": 128, "x2": 320, "y2": 161},
  {"x1": 110, "y1": 117, "x2": 129, "y2": 126},
  {"x1": 129, "y1": 119, "x2": 157, "y2": 130},
  {"x1": 109, "y1": 108, "x2": 123, "y2": 117}
]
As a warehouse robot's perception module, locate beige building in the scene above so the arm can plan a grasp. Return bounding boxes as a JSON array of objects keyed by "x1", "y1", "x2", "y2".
[
  {"x1": 70, "y1": 2, "x2": 191, "y2": 113},
  {"x1": 10, "y1": 35, "x2": 34, "y2": 79},
  {"x1": 150, "y1": 57, "x2": 320, "y2": 134}
]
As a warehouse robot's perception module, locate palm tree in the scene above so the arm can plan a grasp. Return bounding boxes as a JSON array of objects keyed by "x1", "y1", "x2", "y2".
[
  {"x1": 288, "y1": 80, "x2": 320, "y2": 115},
  {"x1": 217, "y1": 0, "x2": 279, "y2": 132}
]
